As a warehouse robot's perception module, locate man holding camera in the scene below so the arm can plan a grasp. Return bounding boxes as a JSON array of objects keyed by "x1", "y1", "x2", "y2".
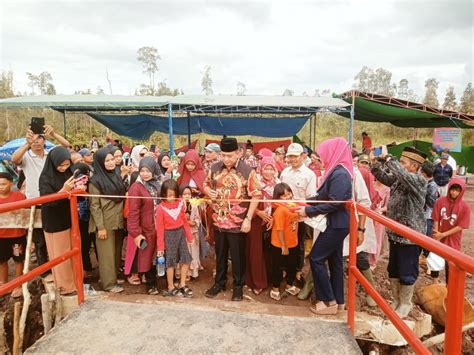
[{"x1": 12, "y1": 120, "x2": 70, "y2": 276}]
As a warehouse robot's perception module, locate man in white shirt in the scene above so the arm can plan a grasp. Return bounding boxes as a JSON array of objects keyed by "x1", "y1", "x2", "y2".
[
  {"x1": 12, "y1": 124, "x2": 70, "y2": 275},
  {"x1": 280, "y1": 143, "x2": 317, "y2": 280}
]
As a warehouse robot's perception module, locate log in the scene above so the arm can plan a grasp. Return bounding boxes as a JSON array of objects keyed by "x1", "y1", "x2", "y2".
[
  {"x1": 0, "y1": 311, "x2": 8, "y2": 354},
  {"x1": 18, "y1": 206, "x2": 35, "y2": 348},
  {"x1": 422, "y1": 322, "x2": 474, "y2": 348},
  {"x1": 12, "y1": 302, "x2": 21, "y2": 355}
]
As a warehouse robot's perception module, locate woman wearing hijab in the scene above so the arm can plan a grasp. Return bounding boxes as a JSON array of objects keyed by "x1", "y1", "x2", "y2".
[
  {"x1": 177, "y1": 149, "x2": 206, "y2": 196},
  {"x1": 124, "y1": 157, "x2": 162, "y2": 294},
  {"x1": 89, "y1": 147, "x2": 126, "y2": 293},
  {"x1": 297, "y1": 137, "x2": 353, "y2": 315},
  {"x1": 39, "y1": 146, "x2": 78, "y2": 295},
  {"x1": 130, "y1": 144, "x2": 148, "y2": 170},
  {"x1": 245, "y1": 156, "x2": 279, "y2": 294},
  {"x1": 157, "y1": 152, "x2": 173, "y2": 181}
]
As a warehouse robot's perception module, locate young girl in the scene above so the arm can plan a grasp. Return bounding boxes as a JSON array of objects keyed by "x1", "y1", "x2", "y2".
[
  {"x1": 270, "y1": 183, "x2": 300, "y2": 301},
  {"x1": 177, "y1": 150, "x2": 206, "y2": 196},
  {"x1": 181, "y1": 186, "x2": 202, "y2": 278},
  {"x1": 156, "y1": 179, "x2": 194, "y2": 297}
]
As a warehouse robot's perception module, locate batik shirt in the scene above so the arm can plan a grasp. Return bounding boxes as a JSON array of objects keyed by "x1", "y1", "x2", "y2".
[
  {"x1": 371, "y1": 156, "x2": 427, "y2": 245},
  {"x1": 204, "y1": 160, "x2": 261, "y2": 233}
]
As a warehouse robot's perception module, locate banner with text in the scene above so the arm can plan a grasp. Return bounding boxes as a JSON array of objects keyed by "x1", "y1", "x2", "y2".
[{"x1": 433, "y1": 128, "x2": 462, "y2": 152}]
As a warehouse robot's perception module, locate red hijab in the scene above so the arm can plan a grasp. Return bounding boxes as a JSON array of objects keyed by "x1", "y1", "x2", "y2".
[{"x1": 177, "y1": 149, "x2": 206, "y2": 193}]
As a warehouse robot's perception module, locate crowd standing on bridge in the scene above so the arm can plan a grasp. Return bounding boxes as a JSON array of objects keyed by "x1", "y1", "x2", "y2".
[{"x1": 0, "y1": 123, "x2": 470, "y2": 319}]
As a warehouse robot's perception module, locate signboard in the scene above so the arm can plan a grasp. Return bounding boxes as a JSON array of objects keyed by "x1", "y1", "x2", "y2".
[{"x1": 433, "y1": 128, "x2": 462, "y2": 153}]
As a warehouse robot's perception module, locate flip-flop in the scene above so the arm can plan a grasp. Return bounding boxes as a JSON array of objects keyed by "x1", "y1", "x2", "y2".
[
  {"x1": 252, "y1": 288, "x2": 263, "y2": 295},
  {"x1": 270, "y1": 290, "x2": 281, "y2": 301},
  {"x1": 127, "y1": 275, "x2": 141, "y2": 285},
  {"x1": 285, "y1": 286, "x2": 301, "y2": 296}
]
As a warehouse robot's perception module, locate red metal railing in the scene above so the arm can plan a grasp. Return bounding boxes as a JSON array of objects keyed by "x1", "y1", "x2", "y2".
[
  {"x1": 347, "y1": 202, "x2": 474, "y2": 355},
  {"x1": 0, "y1": 191, "x2": 84, "y2": 304}
]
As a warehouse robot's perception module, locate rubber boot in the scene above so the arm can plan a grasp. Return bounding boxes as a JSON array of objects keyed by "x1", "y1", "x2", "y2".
[
  {"x1": 361, "y1": 269, "x2": 377, "y2": 307},
  {"x1": 389, "y1": 278, "x2": 400, "y2": 310},
  {"x1": 297, "y1": 271, "x2": 313, "y2": 300},
  {"x1": 396, "y1": 284, "x2": 415, "y2": 318}
]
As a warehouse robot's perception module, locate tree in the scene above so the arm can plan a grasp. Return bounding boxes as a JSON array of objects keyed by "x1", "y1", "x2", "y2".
[
  {"x1": 442, "y1": 86, "x2": 457, "y2": 111},
  {"x1": 201, "y1": 65, "x2": 213, "y2": 95},
  {"x1": 423, "y1": 78, "x2": 439, "y2": 108},
  {"x1": 282, "y1": 89, "x2": 294, "y2": 96},
  {"x1": 0, "y1": 70, "x2": 14, "y2": 98},
  {"x1": 137, "y1": 46, "x2": 161, "y2": 95},
  {"x1": 96, "y1": 86, "x2": 105, "y2": 95},
  {"x1": 236, "y1": 81, "x2": 246, "y2": 96},
  {"x1": 396, "y1": 79, "x2": 419, "y2": 102},
  {"x1": 354, "y1": 66, "x2": 395, "y2": 96},
  {"x1": 459, "y1": 83, "x2": 474, "y2": 114},
  {"x1": 26, "y1": 71, "x2": 56, "y2": 95}
]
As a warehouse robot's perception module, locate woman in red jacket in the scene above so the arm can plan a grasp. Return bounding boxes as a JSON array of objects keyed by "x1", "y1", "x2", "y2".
[{"x1": 124, "y1": 157, "x2": 162, "y2": 295}]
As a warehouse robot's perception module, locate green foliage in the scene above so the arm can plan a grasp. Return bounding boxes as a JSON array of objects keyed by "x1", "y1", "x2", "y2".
[
  {"x1": 460, "y1": 83, "x2": 474, "y2": 114},
  {"x1": 442, "y1": 86, "x2": 457, "y2": 111},
  {"x1": 0, "y1": 70, "x2": 14, "y2": 98},
  {"x1": 201, "y1": 66, "x2": 213, "y2": 95},
  {"x1": 423, "y1": 78, "x2": 440, "y2": 108}
]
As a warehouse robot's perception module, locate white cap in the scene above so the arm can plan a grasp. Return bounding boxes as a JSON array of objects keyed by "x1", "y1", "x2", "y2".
[{"x1": 286, "y1": 143, "x2": 304, "y2": 156}]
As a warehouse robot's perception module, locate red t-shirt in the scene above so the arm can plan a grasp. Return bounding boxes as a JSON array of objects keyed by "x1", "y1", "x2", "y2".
[
  {"x1": 0, "y1": 191, "x2": 27, "y2": 238},
  {"x1": 432, "y1": 197, "x2": 471, "y2": 250}
]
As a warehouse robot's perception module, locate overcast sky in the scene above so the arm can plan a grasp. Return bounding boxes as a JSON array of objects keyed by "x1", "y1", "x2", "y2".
[{"x1": 1, "y1": 0, "x2": 472, "y2": 100}]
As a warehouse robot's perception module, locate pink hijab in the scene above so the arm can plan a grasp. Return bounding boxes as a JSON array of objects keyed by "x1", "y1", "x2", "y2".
[
  {"x1": 258, "y1": 156, "x2": 277, "y2": 174},
  {"x1": 317, "y1": 137, "x2": 354, "y2": 185},
  {"x1": 258, "y1": 148, "x2": 273, "y2": 158}
]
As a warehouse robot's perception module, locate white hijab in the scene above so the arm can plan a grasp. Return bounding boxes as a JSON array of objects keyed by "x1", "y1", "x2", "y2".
[{"x1": 131, "y1": 144, "x2": 147, "y2": 168}]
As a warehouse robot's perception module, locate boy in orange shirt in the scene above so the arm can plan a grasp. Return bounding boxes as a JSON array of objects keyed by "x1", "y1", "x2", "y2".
[
  {"x1": 270, "y1": 183, "x2": 300, "y2": 300},
  {"x1": 0, "y1": 173, "x2": 27, "y2": 298}
]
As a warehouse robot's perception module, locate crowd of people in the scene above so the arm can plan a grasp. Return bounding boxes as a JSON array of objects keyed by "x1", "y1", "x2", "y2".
[{"x1": 0, "y1": 125, "x2": 470, "y2": 319}]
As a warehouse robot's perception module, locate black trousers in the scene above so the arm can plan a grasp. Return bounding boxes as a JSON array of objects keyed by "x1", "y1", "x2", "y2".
[
  {"x1": 32, "y1": 228, "x2": 49, "y2": 277},
  {"x1": 79, "y1": 219, "x2": 96, "y2": 271},
  {"x1": 387, "y1": 241, "x2": 420, "y2": 285},
  {"x1": 270, "y1": 245, "x2": 298, "y2": 288},
  {"x1": 214, "y1": 229, "x2": 246, "y2": 289}
]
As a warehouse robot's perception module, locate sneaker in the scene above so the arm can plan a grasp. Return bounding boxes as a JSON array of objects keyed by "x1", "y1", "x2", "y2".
[
  {"x1": 232, "y1": 287, "x2": 243, "y2": 301},
  {"x1": 205, "y1": 284, "x2": 224, "y2": 298}
]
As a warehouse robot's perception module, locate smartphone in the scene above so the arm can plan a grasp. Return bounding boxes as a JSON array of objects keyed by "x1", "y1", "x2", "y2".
[
  {"x1": 74, "y1": 175, "x2": 88, "y2": 189},
  {"x1": 30, "y1": 117, "x2": 45, "y2": 134},
  {"x1": 150, "y1": 144, "x2": 156, "y2": 153},
  {"x1": 140, "y1": 239, "x2": 148, "y2": 250}
]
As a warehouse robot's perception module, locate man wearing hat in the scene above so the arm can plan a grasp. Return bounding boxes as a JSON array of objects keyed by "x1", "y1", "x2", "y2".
[
  {"x1": 280, "y1": 143, "x2": 317, "y2": 280},
  {"x1": 78, "y1": 148, "x2": 94, "y2": 166},
  {"x1": 433, "y1": 154, "x2": 453, "y2": 197},
  {"x1": 204, "y1": 137, "x2": 261, "y2": 301},
  {"x1": 203, "y1": 143, "x2": 221, "y2": 172},
  {"x1": 371, "y1": 147, "x2": 427, "y2": 318}
]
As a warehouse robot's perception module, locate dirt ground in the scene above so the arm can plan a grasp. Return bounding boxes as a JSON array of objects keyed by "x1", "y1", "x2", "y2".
[{"x1": 1, "y1": 181, "x2": 473, "y2": 354}]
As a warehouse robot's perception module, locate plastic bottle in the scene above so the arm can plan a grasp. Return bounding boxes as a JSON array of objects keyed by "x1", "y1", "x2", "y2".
[{"x1": 156, "y1": 256, "x2": 166, "y2": 277}]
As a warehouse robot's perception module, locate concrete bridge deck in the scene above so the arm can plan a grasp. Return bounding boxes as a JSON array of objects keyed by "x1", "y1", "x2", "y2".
[{"x1": 26, "y1": 297, "x2": 361, "y2": 354}]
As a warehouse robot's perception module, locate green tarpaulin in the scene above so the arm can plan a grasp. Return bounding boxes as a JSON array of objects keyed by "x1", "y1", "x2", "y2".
[
  {"x1": 342, "y1": 97, "x2": 474, "y2": 129},
  {"x1": 388, "y1": 140, "x2": 474, "y2": 172}
]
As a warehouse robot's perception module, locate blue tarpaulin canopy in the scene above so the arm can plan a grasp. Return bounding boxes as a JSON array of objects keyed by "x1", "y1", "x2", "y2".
[{"x1": 88, "y1": 113, "x2": 311, "y2": 140}]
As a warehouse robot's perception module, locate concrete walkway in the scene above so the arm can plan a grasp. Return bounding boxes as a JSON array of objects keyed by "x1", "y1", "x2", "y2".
[{"x1": 26, "y1": 298, "x2": 361, "y2": 354}]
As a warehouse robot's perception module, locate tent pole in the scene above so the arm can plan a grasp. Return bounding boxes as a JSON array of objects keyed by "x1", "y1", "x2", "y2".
[
  {"x1": 168, "y1": 103, "x2": 174, "y2": 155},
  {"x1": 313, "y1": 113, "x2": 317, "y2": 150},
  {"x1": 413, "y1": 128, "x2": 417, "y2": 147},
  {"x1": 187, "y1": 112, "x2": 191, "y2": 149},
  {"x1": 63, "y1": 110, "x2": 67, "y2": 139},
  {"x1": 309, "y1": 115, "x2": 313, "y2": 149},
  {"x1": 349, "y1": 91, "x2": 355, "y2": 146}
]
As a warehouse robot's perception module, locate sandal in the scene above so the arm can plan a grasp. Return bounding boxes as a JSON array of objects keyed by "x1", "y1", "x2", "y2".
[
  {"x1": 285, "y1": 286, "x2": 301, "y2": 296},
  {"x1": 252, "y1": 288, "x2": 263, "y2": 296},
  {"x1": 127, "y1": 275, "x2": 141, "y2": 285},
  {"x1": 107, "y1": 285, "x2": 124, "y2": 294},
  {"x1": 147, "y1": 286, "x2": 159, "y2": 295},
  {"x1": 270, "y1": 289, "x2": 281, "y2": 301},
  {"x1": 179, "y1": 285, "x2": 193, "y2": 298},
  {"x1": 162, "y1": 287, "x2": 181, "y2": 297},
  {"x1": 310, "y1": 301, "x2": 337, "y2": 315}
]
